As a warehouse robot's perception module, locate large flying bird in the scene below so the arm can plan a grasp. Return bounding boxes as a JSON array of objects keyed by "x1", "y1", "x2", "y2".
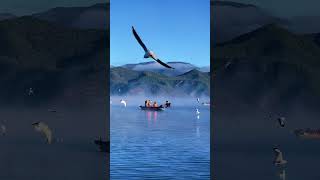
[{"x1": 132, "y1": 26, "x2": 174, "y2": 69}]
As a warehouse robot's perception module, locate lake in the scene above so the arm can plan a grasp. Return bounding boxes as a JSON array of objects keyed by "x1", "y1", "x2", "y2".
[
  {"x1": 110, "y1": 99, "x2": 210, "y2": 180},
  {"x1": 213, "y1": 106, "x2": 320, "y2": 180},
  {"x1": 0, "y1": 104, "x2": 107, "y2": 180}
]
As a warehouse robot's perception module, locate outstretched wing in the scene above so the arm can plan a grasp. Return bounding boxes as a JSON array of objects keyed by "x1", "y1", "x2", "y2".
[
  {"x1": 155, "y1": 59, "x2": 174, "y2": 69},
  {"x1": 132, "y1": 26, "x2": 148, "y2": 52},
  {"x1": 274, "y1": 149, "x2": 283, "y2": 162},
  {"x1": 33, "y1": 122, "x2": 53, "y2": 144}
]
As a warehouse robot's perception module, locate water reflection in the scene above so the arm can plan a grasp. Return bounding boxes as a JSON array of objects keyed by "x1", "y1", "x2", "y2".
[
  {"x1": 196, "y1": 126, "x2": 200, "y2": 137},
  {"x1": 111, "y1": 106, "x2": 210, "y2": 179},
  {"x1": 146, "y1": 111, "x2": 151, "y2": 122},
  {"x1": 145, "y1": 111, "x2": 158, "y2": 123},
  {"x1": 279, "y1": 169, "x2": 286, "y2": 180},
  {"x1": 153, "y1": 111, "x2": 158, "y2": 122}
]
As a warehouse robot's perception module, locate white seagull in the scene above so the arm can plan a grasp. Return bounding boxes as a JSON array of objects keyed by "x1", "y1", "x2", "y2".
[
  {"x1": 28, "y1": 88, "x2": 34, "y2": 96},
  {"x1": 120, "y1": 99, "x2": 127, "y2": 107},
  {"x1": 273, "y1": 147, "x2": 287, "y2": 166},
  {"x1": 277, "y1": 117, "x2": 286, "y2": 128},
  {"x1": 1, "y1": 124, "x2": 6, "y2": 136},
  {"x1": 132, "y1": 26, "x2": 174, "y2": 69},
  {"x1": 196, "y1": 108, "x2": 200, "y2": 115}
]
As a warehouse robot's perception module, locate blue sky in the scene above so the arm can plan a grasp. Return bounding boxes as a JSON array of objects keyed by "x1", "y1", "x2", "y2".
[{"x1": 110, "y1": 0, "x2": 210, "y2": 67}]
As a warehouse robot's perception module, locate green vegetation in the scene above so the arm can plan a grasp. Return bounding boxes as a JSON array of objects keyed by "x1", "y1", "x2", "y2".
[
  {"x1": 0, "y1": 16, "x2": 108, "y2": 105},
  {"x1": 110, "y1": 67, "x2": 210, "y2": 97},
  {"x1": 212, "y1": 23, "x2": 320, "y2": 96}
]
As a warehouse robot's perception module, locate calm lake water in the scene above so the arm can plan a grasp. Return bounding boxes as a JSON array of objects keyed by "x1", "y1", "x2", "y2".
[
  {"x1": 213, "y1": 107, "x2": 320, "y2": 180},
  {"x1": 0, "y1": 105, "x2": 107, "y2": 180},
  {"x1": 110, "y1": 103, "x2": 210, "y2": 179}
]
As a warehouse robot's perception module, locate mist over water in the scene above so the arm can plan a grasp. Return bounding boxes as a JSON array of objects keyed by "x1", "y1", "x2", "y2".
[
  {"x1": 110, "y1": 97, "x2": 210, "y2": 179},
  {"x1": 213, "y1": 102, "x2": 320, "y2": 180},
  {"x1": 0, "y1": 102, "x2": 107, "y2": 180},
  {"x1": 110, "y1": 96, "x2": 210, "y2": 107}
]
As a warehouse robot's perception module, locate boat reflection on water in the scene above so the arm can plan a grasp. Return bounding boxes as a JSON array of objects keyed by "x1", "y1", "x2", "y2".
[
  {"x1": 146, "y1": 111, "x2": 151, "y2": 122},
  {"x1": 294, "y1": 128, "x2": 320, "y2": 139},
  {"x1": 111, "y1": 105, "x2": 210, "y2": 179},
  {"x1": 196, "y1": 126, "x2": 200, "y2": 137},
  {"x1": 146, "y1": 111, "x2": 158, "y2": 123},
  {"x1": 153, "y1": 111, "x2": 157, "y2": 122}
]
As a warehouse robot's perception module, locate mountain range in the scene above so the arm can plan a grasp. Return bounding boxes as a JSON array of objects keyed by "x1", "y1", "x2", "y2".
[
  {"x1": 0, "y1": 3, "x2": 109, "y2": 30},
  {"x1": 110, "y1": 67, "x2": 210, "y2": 97},
  {"x1": 0, "y1": 15, "x2": 108, "y2": 106},
  {"x1": 32, "y1": 3, "x2": 109, "y2": 30},
  {"x1": 211, "y1": 0, "x2": 288, "y2": 44},
  {"x1": 0, "y1": 13, "x2": 16, "y2": 21},
  {"x1": 119, "y1": 61, "x2": 209, "y2": 76},
  {"x1": 1, "y1": 1, "x2": 320, "y2": 104},
  {"x1": 211, "y1": 0, "x2": 320, "y2": 44},
  {"x1": 212, "y1": 23, "x2": 320, "y2": 112}
]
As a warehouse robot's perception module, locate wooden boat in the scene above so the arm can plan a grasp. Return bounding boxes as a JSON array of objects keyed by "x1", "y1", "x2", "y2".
[
  {"x1": 294, "y1": 128, "x2": 320, "y2": 139},
  {"x1": 139, "y1": 106, "x2": 165, "y2": 111}
]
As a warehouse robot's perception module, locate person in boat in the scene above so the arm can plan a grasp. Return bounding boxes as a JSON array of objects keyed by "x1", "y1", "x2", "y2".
[
  {"x1": 153, "y1": 101, "x2": 158, "y2": 107},
  {"x1": 145, "y1": 100, "x2": 148, "y2": 107},
  {"x1": 146, "y1": 100, "x2": 150, "y2": 107},
  {"x1": 165, "y1": 100, "x2": 171, "y2": 108}
]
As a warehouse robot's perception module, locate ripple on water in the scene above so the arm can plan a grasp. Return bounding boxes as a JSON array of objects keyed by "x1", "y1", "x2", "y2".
[{"x1": 110, "y1": 106, "x2": 210, "y2": 179}]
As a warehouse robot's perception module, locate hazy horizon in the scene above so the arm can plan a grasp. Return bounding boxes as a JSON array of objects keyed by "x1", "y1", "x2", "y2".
[{"x1": 110, "y1": 60, "x2": 210, "y2": 67}]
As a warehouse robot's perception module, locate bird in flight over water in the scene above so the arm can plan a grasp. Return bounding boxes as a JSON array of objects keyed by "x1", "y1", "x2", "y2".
[
  {"x1": 132, "y1": 26, "x2": 174, "y2": 69},
  {"x1": 273, "y1": 147, "x2": 287, "y2": 166}
]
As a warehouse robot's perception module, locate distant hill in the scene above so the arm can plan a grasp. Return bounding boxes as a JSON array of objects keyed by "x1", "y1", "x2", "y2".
[
  {"x1": 211, "y1": 1, "x2": 288, "y2": 44},
  {"x1": 32, "y1": 3, "x2": 109, "y2": 30},
  {"x1": 212, "y1": 23, "x2": 320, "y2": 111},
  {"x1": 0, "y1": 16, "x2": 108, "y2": 106},
  {"x1": 211, "y1": 1, "x2": 257, "y2": 8},
  {"x1": 214, "y1": 24, "x2": 320, "y2": 67},
  {"x1": 0, "y1": 13, "x2": 16, "y2": 21},
  {"x1": 110, "y1": 67, "x2": 209, "y2": 97},
  {"x1": 198, "y1": 66, "x2": 210, "y2": 72},
  {"x1": 119, "y1": 61, "x2": 209, "y2": 76}
]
